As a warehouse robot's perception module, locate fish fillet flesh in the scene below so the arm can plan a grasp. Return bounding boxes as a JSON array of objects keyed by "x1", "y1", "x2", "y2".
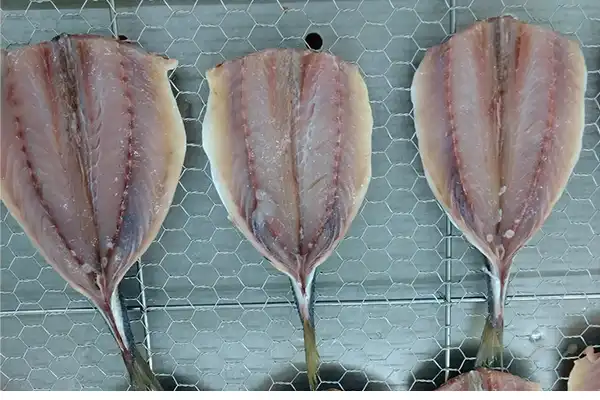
[
  {"x1": 202, "y1": 48, "x2": 372, "y2": 390},
  {"x1": 436, "y1": 369, "x2": 541, "y2": 391},
  {"x1": 411, "y1": 15, "x2": 586, "y2": 368},
  {"x1": 568, "y1": 346, "x2": 600, "y2": 391},
  {"x1": 1, "y1": 34, "x2": 187, "y2": 390}
]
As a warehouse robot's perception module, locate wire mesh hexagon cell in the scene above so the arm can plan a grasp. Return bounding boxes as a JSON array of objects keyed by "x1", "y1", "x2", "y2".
[{"x1": 0, "y1": 0, "x2": 599, "y2": 392}]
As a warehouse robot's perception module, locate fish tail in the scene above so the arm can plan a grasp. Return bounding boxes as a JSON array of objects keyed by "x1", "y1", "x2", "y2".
[
  {"x1": 125, "y1": 345, "x2": 163, "y2": 391},
  {"x1": 303, "y1": 318, "x2": 320, "y2": 391},
  {"x1": 102, "y1": 287, "x2": 163, "y2": 391},
  {"x1": 475, "y1": 313, "x2": 504, "y2": 369},
  {"x1": 290, "y1": 274, "x2": 321, "y2": 390},
  {"x1": 476, "y1": 259, "x2": 506, "y2": 369}
]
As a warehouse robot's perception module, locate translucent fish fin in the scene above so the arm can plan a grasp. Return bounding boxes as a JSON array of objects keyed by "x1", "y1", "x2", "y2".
[
  {"x1": 475, "y1": 315, "x2": 504, "y2": 369},
  {"x1": 126, "y1": 346, "x2": 163, "y2": 391},
  {"x1": 102, "y1": 288, "x2": 163, "y2": 391},
  {"x1": 303, "y1": 318, "x2": 320, "y2": 391},
  {"x1": 290, "y1": 275, "x2": 321, "y2": 391}
]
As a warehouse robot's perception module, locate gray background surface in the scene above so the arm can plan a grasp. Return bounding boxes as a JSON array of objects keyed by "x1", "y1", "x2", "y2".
[{"x1": 1, "y1": 0, "x2": 599, "y2": 391}]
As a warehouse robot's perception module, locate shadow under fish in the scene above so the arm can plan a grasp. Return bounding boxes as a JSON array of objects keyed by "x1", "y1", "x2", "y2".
[
  {"x1": 261, "y1": 362, "x2": 390, "y2": 391},
  {"x1": 0, "y1": 34, "x2": 187, "y2": 390},
  {"x1": 411, "y1": 15, "x2": 586, "y2": 369},
  {"x1": 201, "y1": 48, "x2": 373, "y2": 390}
]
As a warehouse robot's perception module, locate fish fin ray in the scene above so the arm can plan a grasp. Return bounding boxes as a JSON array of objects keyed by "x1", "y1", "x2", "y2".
[
  {"x1": 303, "y1": 318, "x2": 320, "y2": 391},
  {"x1": 475, "y1": 314, "x2": 504, "y2": 369}
]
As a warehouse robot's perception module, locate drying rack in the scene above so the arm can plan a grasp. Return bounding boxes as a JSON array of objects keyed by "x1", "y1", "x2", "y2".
[{"x1": 1, "y1": 0, "x2": 599, "y2": 391}]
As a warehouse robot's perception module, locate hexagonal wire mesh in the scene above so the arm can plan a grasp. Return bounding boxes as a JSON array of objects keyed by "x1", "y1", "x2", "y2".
[{"x1": 0, "y1": 0, "x2": 599, "y2": 392}]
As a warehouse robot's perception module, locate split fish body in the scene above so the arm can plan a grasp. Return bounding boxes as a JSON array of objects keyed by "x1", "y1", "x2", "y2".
[
  {"x1": 202, "y1": 48, "x2": 373, "y2": 390},
  {"x1": 437, "y1": 369, "x2": 541, "y2": 391},
  {"x1": 1, "y1": 34, "x2": 187, "y2": 390},
  {"x1": 411, "y1": 16, "x2": 586, "y2": 367}
]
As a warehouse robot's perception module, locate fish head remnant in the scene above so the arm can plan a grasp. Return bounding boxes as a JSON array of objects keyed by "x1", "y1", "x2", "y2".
[
  {"x1": 201, "y1": 48, "x2": 373, "y2": 391},
  {"x1": 1, "y1": 34, "x2": 186, "y2": 390},
  {"x1": 412, "y1": 15, "x2": 586, "y2": 369}
]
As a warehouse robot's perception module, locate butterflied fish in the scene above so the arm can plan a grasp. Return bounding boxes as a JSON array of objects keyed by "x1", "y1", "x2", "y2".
[
  {"x1": 1, "y1": 34, "x2": 187, "y2": 390},
  {"x1": 202, "y1": 48, "x2": 372, "y2": 390},
  {"x1": 411, "y1": 15, "x2": 586, "y2": 368},
  {"x1": 436, "y1": 369, "x2": 541, "y2": 391},
  {"x1": 568, "y1": 346, "x2": 600, "y2": 391}
]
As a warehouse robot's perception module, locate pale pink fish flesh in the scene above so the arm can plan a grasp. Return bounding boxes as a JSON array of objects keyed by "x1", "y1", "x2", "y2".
[
  {"x1": 0, "y1": 33, "x2": 187, "y2": 390},
  {"x1": 436, "y1": 369, "x2": 541, "y2": 391},
  {"x1": 411, "y1": 16, "x2": 586, "y2": 368},
  {"x1": 568, "y1": 346, "x2": 600, "y2": 391},
  {"x1": 202, "y1": 48, "x2": 373, "y2": 390}
]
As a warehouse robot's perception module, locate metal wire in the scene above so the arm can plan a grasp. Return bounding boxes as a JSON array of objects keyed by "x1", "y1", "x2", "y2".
[
  {"x1": 1, "y1": 0, "x2": 599, "y2": 391},
  {"x1": 443, "y1": 0, "x2": 457, "y2": 384}
]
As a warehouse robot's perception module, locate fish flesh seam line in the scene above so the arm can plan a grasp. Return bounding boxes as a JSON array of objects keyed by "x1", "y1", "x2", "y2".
[
  {"x1": 202, "y1": 48, "x2": 372, "y2": 390},
  {"x1": 411, "y1": 16, "x2": 586, "y2": 369},
  {"x1": 0, "y1": 33, "x2": 187, "y2": 390}
]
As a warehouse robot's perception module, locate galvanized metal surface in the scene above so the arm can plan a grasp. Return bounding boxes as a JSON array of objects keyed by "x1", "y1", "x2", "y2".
[{"x1": 1, "y1": 0, "x2": 599, "y2": 391}]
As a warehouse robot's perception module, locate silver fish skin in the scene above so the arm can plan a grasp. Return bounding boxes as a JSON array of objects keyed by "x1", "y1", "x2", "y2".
[
  {"x1": 202, "y1": 48, "x2": 373, "y2": 390},
  {"x1": 1, "y1": 34, "x2": 187, "y2": 390},
  {"x1": 411, "y1": 16, "x2": 586, "y2": 368},
  {"x1": 104, "y1": 277, "x2": 162, "y2": 390}
]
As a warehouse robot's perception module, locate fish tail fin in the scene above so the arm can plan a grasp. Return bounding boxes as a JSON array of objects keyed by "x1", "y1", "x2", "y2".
[
  {"x1": 290, "y1": 275, "x2": 321, "y2": 390},
  {"x1": 101, "y1": 288, "x2": 163, "y2": 391},
  {"x1": 303, "y1": 318, "x2": 320, "y2": 391},
  {"x1": 476, "y1": 259, "x2": 507, "y2": 369},
  {"x1": 475, "y1": 313, "x2": 504, "y2": 369},
  {"x1": 124, "y1": 346, "x2": 163, "y2": 391}
]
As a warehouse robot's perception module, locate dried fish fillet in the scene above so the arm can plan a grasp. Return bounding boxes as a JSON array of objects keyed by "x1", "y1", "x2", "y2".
[
  {"x1": 202, "y1": 48, "x2": 372, "y2": 390},
  {"x1": 411, "y1": 16, "x2": 586, "y2": 368},
  {"x1": 1, "y1": 34, "x2": 187, "y2": 390},
  {"x1": 568, "y1": 346, "x2": 600, "y2": 391},
  {"x1": 437, "y1": 369, "x2": 541, "y2": 391}
]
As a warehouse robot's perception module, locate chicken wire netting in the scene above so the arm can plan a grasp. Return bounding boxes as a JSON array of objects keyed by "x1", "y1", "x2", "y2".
[{"x1": 0, "y1": 0, "x2": 599, "y2": 392}]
